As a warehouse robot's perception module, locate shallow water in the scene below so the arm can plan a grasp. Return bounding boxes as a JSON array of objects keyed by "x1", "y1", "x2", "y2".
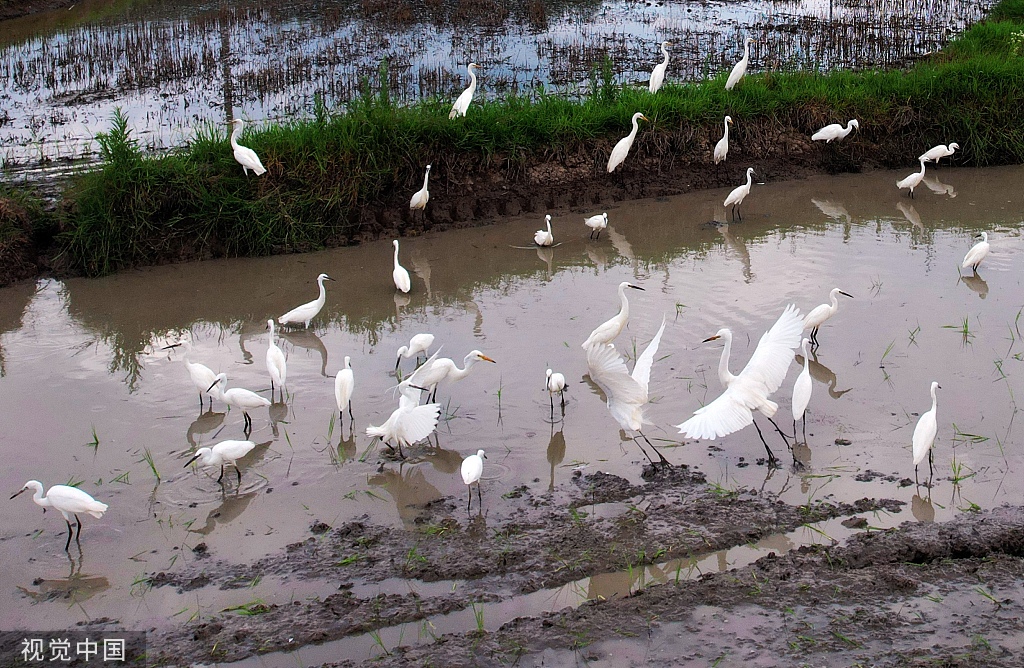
[
  {"x1": 1, "y1": 164, "x2": 1023, "y2": 649},
  {"x1": 0, "y1": 0, "x2": 995, "y2": 165}
]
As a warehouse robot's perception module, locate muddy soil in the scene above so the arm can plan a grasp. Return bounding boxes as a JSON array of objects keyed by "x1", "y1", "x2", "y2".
[{"x1": 0, "y1": 0, "x2": 74, "y2": 21}]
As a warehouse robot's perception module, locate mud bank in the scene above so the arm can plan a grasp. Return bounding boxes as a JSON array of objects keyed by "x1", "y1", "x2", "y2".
[{"x1": 0, "y1": 0, "x2": 74, "y2": 21}]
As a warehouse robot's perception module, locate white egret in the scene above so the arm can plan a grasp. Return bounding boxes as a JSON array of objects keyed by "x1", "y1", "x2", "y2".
[
  {"x1": 366, "y1": 383, "x2": 441, "y2": 458},
  {"x1": 228, "y1": 119, "x2": 266, "y2": 176},
  {"x1": 676, "y1": 304, "x2": 804, "y2": 464},
  {"x1": 461, "y1": 449, "x2": 486, "y2": 511},
  {"x1": 961, "y1": 232, "x2": 990, "y2": 273},
  {"x1": 586, "y1": 317, "x2": 669, "y2": 466},
  {"x1": 184, "y1": 439, "x2": 256, "y2": 485},
  {"x1": 714, "y1": 116, "x2": 733, "y2": 164},
  {"x1": 607, "y1": 112, "x2": 649, "y2": 173},
  {"x1": 791, "y1": 338, "x2": 812, "y2": 441},
  {"x1": 649, "y1": 41, "x2": 672, "y2": 94},
  {"x1": 279, "y1": 273, "x2": 335, "y2": 328},
  {"x1": 335, "y1": 356, "x2": 355, "y2": 426},
  {"x1": 396, "y1": 333, "x2": 435, "y2": 370},
  {"x1": 811, "y1": 119, "x2": 859, "y2": 143},
  {"x1": 803, "y1": 288, "x2": 854, "y2": 347},
  {"x1": 410, "y1": 164, "x2": 431, "y2": 210},
  {"x1": 724, "y1": 167, "x2": 755, "y2": 220},
  {"x1": 897, "y1": 159, "x2": 927, "y2": 198},
  {"x1": 207, "y1": 373, "x2": 271, "y2": 434},
  {"x1": 581, "y1": 281, "x2": 645, "y2": 349},
  {"x1": 404, "y1": 349, "x2": 496, "y2": 403},
  {"x1": 545, "y1": 368, "x2": 567, "y2": 414},
  {"x1": 725, "y1": 37, "x2": 755, "y2": 90},
  {"x1": 163, "y1": 339, "x2": 219, "y2": 410},
  {"x1": 11, "y1": 481, "x2": 108, "y2": 551},
  {"x1": 392, "y1": 240, "x2": 411, "y2": 293},
  {"x1": 535, "y1": 215, "x2": 554, "y2": 247},
  {"x1": 584, "y1": 212, "x2": 608, "y2": 240},
  {"x1": 265, "y1": 319, "x2": 286, "y2": 400},
  {"x1": 449, "y1": 63, "x2": 479, "y2": 119},
  {"x1": 912, "y1": 381, "x2": 941, "y2": 483},
  {"x1": 919, "y1": 142, "x2": 959, "y2": 166}
]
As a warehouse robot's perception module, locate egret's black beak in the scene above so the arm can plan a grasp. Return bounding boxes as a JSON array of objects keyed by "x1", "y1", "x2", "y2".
[
  {"x1": 702, "y1": 335, "x2": 722, "y2": 343},
  {"x1": 207, "y1": 380, "x2": 220, "y2": 393},
  {"x1": 184, "y1": 453, "x2": 201, "y2": 468},
  {"x1": 10, "y1": 487, "x2": 27, "y2": 500},
  {"x1": 409, "y1": 384, "x2": 430, "y2": 392},
  {"x1": 162, "y1": 343, "x2": 182, "y2": 350},
  {"x1": 627, "y1": 284, "x2": 645, "y2": 291},
  {"x1": 325, "y1": 276, "x2": 336, "y2": 281},
  {"x1": 840, "y1": 291, "x2": 854, "y2": 298}
]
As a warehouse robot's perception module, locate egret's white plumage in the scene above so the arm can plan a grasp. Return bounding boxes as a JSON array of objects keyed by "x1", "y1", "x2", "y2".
[
  {"x1": 393, "y1": 240, "x2": 411, "y2": 293},
  {"x1": 535, "y1": 215, "x2": 554, "y2": 247},
  {"x1": 279, "y1": 273, "x2": 334, "y2": 328},
  {"x1": 649, "y1": 41, "x2": 672, "y2": 93},
  {"x1": 335, "y1": 356, "x2": 355, "y2": 424},
  {"x1": 714, "y1": 116, "x2": 733, "y2": 164},
  {"x1": 919, "y1": 142, "x2": 959, "y2": 165},
  {"x1": 546, "y1": 368, "x2": 567, "y2": 412},
  {"x1": 461, "y1": 449, "x2": 486, "y2": 511},
  {"x1": 912, "y1": 382, "x2": 941, "y2": 479},
  {"x1": 184, "y1": 439, "x2": 256, "y2": 485},
  {"x1": 811, "y1": 119, "x2": 859, "y2": 143},
  {"x1": 725, "y1": 37, "x2": 754, "y2": 90},
  {"x1": 449, "y1": 63, "x2": 479, "y2": 119},
  {"x1": 164, "y1": 339, "x2": 219, "y2": 410},
  {"x1": 897, "y1": 159, "x2": 927, "y2": 197},
  {"x1": 266, "y1": 319, "x2": 287, "y2": 398},
  {"x1": 803, "y1": 288, "x2": 853, "y2": 347},
  {"x1": 11, "y1": 481, "x2": 108, "y2": 550},
  {"x1": 724, "y1": 167, "x2": 755, "y2": 219},
  {"x1": 207, "y1": 373, "x2": 271, "y2": 433},
  {"x1": 366, "y1": 383, "x2": 441, "y2": 458},
  {"x1": 410, "y1": 165, "x2": 431, "y2": 210},
  {"x1": 791, "y1": 338, "x2": 813, "y2": 439},
  {"x1": 403, "y1": 349, "x2": 496, "y2": 402},
  {"x1": 584, "y1": 212, "x2": 608, "y2": 240},
  {"x1": 229, "y1": 119, "x2": 266, "y2": 176},
  {"x1": 961, "y1": 232, "x2": 990, "y2": 272},
  {"x1": 581, "y1": 281, "x2": 645, "y2": 349},
  {"x1": 396, "y1": 333, "x2": 435, "y2": 369},
  {"x1": 607, "y1": 112, "x2": 648, "y2": 173}
]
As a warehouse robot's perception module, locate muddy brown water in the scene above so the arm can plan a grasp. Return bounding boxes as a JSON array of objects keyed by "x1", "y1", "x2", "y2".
[{"x1": 1, "y1": 165, "x2": 1023, "y2": 661}]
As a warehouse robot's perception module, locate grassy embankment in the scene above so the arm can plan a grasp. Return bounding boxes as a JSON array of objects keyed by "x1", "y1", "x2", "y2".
[{"x1": 5, "y1": 0, "x2": 1024, "y2": 280}]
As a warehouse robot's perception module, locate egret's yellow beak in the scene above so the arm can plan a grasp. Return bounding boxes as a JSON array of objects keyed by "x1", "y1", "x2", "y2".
[{"x1": 702, "y1": 335, "x2": 722, "y2": 343}]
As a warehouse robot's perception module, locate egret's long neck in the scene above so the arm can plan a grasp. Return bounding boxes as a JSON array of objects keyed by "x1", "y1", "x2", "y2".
[
  {"x1": 546, "y1": 218, "x2": 552, "y2": 234},
  {"x1": 617, "y1": 285, "x2": 630, "y2": 321},
  {"x1": 723, "y1": 118, "x2": 730, "y2": 139},
  {"x1": 742, "y1": 41, "x2": 750, "y2": 61},
  {"x1": 745, "y1": 170, "x2": 753, "y2": 187},
  {"x1": 452, "y1": 357, "x2": 477, "y2": 381},
  {"x1": 230, "y1": 125, "x2": 242, "y2": 149},
  {"x1": 661, "y1": 44, "x2": 670, "y2": 64},
  {"x1": 394, "y1": 245, "x2": 401, "y2": 268},
  {"x1": 468, "y1": 68, "x2": 477, "y2": 92},
  {"x1": 316, "y1": 277, "x2": 327, "y2": 306},
  {"x1": 422, "y1": 169, "x2": 430, "y2": 190},
  {"x1": 981, "y1": 232, "x2": 988, "y2": 242},
  {"x1": 930, "y1": 387, "x2": 938, "y2": 411},
  {"x1": 32, "y1": 485, "x2": 50, "y2": 508},
  {"x1": 918, "y1": 160, "x2": 927, "y2": 176},
  {"x1": 629, "y1": 116, "x2": 641, "y2": 140},
  {"x1": 269, "y1": 321, "x2": 276, "y2": 344},
  {"x1": 719, "y1": 334, "x2": 736, "y2": 386},
  {"x1": 829, "y1": 291, "x2": 840, "y2": 310},
  {"x1": 845, "y1": 121, "x2": 855, "y2": 135}
]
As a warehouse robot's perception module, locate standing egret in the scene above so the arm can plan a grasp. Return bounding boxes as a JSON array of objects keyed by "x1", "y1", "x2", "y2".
[
  {"x1": 714, "y1": 116, "x2": 733, "y2": 164},
  {"x1": 586, "y1": 317, "x2": 670, "y2": 467},
  {"x1": 724, "y1": 167, "x2": 755, "y2": 220},
  {"x1": 535, "y1": 215, "x2": 554, "y2": 247},
  {"x1": 912, "y1": 382, "x2": 941, "y2": 483},
  {"x1": 163, "y1": 340, "x2": 219, "y2": 410},
  {"x1": 725, "y1": 37, "x2": 755, "y2": 90},
  {"x1": 396, "y1": 333, "x2": 435, "y2": 371},
  {"x1": 279, "y1": 273, "x2": 335, "y2": 328},
  {"x1": 410, "y1": 164, "x2": 431, "y2": 210},
  {"x1": 228, "y1": 119, "x2": 266, "y2": 176},
  {"x1": 961, "y1": 232, "x2": 990, "y2": 273},
  {"x1": 335, "y1": 356, "x2": 355, "y2": 427},
  {"x1": 11, "y1": 481, "x2": 108, "y2": 551},
  {"x1": 393, "y1": 240, "x2": 411, "y2": 293},
  {"x1": 266, "y1": 319, "x2": 286, "y2": 401},
  {"x1": 811, "y1": 119, "x2": 859, "y2": 143},
  {"x1": 919, "y1": 143, "x2": 959, "y2": 166},
  {"x1": 649, "y1": 41, "x2": 672, "y2": 93},
  {"x1": 545, "y1": 368, "x2": 567, "y2": 414},
  {"x1": 791, "y1": 338, "x2": 813, "y2": 441},
  {"x1": 207, "y1": 373, "x2": 271, "y2": 435},
  {"x1": 366, "y1": 383, "x2": 441, "y2": 458},
  {"x1": 584, "y1": 212, "x2": 609, "y2": 240},
  {"x1": 404, "y1": 349, "x2": 496, "y2": 403},
  {"x1": 461, "y1": 449, "x2": 486, "y2": 511},
  {"x1": 803, "y1": 288, "x2": 853, "y2": 348},
  {"x1": 449, "y1": 63, "x2": 479, "y2": 119},
  {"x1": 676, "y1": 304, "x2": 804, "y2": 465},
  {"x1": 184, "y1": 439, "x2": 256, "y2": 486},
  {"x1": 897, "y1": 159, "x2": 927, "y2": 198},
  {"x1": 581, "y1": 281, "x2": 645, "y2": 348},
  {"x1": 607, "y1": 113, "x2": 649, "y2": 173}
]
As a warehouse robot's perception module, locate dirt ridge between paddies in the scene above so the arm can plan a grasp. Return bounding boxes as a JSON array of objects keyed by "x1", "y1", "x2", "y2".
[{"x1": 3, "y1": 0, "x2": 1024, "y2": 284}]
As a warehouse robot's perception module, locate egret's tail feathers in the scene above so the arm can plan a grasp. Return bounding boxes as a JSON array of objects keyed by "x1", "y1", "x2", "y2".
[{"x1": 86, "y1": 502, "x2": 109, "y2": 519}]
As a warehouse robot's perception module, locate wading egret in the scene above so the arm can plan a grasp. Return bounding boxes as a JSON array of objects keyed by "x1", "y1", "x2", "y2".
[
  {"x1": 649, "y1": 41, "x2": 672, "y2": 93},
  {"x1": 228, "y1": 119, "x2": 266, "y2": 176},
  {"x1": 961, "y1": 232, "x2": 990, "y2": 273},
  {"x1": 919, "y1": 143, "x2": 959, "y2": 166},
  {"x1": 724, "y1": 167, "x2": 755, "y2": 220},
  {"x1": 279, "y1": 273, "x2": 335, "y2": 328},
  {"x1": 803, "y1": 288, "x2": 854, "y2": 347},
  {"x1": 207, "y1": 373, "x2": 271, "y2": 434},
  {"x1": 607, "y1": 112, "x2": 649, "y2": 173},
  {"x1": 714, "y1": 116, "x2": 733, "y2": 164},
  {"x1": 11, "y1": 481, "x2": 108, "y2": 551},
  {"x1": 581, "y1": 282, "x2": 645, "y2": 349},
  {"x1": 404, "y1": 349, "x2": 496, "y2": 403},
  {"x1": 676, "y1": 304, "x2": 804, "y2": 465},
  {"x1": 184, "y1": 439, "x2": 256, "y2": 485},
  {"x1": 584, "y1": 212, "x2": 608, "y2": 240},
  {"x1": 586, "y1": 317, "x2": 670, "y2": 466},
  {"x1": 725, "y1": 37, "x2": 755, "y2": 90},
  {"x1": 792, "y1": 338, "x2": 812, "y2": 441},
  {"x1": 163, "y1": 340, "x2": 219, "y2": 410},
  {"x1": 461, "y1": 449, "x2": 486, "y2": 511},
  {"x1": 266, "y1": 319, "x2": 286, "y2": 400},
  {"x1": 393, "y1": 240, "x2": 411, "y2": 293},
  {"x1": 912, "y1": 381, "x2": 941, "y2": 483},
  {"x1": 535, "y1": 215, "x2": 554, "y2": 247},
  {"x1": 410, "y1": 164, "x2": 431, "y2": 210},
  {"x1": 336, "y1": 356, "x2": 354, "y2": 426},
  {"x1": 897, "y1": 159, "x2": 927, "y2": 198},
  {"x1": 811, "y1": 119, "x2": 859, "y2": 143},
  {"x1": 366, "y1": 383, "x2": 441, "y2": 458},
  {"x1": 545, "y1": 368, "x2": 567, "y2": 414},
  {"x1": 396, "y1": 333, "x2": 435, "y2": 371},
  {"x1": 449, "y1": 63, "x2": 479, "y2": 119}
]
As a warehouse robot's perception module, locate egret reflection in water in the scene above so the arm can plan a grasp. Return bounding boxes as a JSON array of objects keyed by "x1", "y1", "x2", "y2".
[
  {"x1": 547, "y1": 425, "x2": 567, "y2": 491},
  {"x1": 189, "y1": 488, "x2": 260, "y2": 535},
  {"x1": 923, "y1": 174, "x2": 957, "y2": 198},
  {"x1": 794, "y1": 350, "x2": 852, "y2": 399},
  {"x1": 959, "y1": 272, "x2": 989, "y2": 299},
  {"x1": 18, "y1": 553, "x2": 110, "y2": 604},
  {"x1": 187, "y1": 409, "x2": 226, "y2": 448},
  {"x1": 811, "y1": 197, "x2": 852, "y2": 224},
  {"x1": 278, "y1": 328, "x2": 329, "y2": 377}
]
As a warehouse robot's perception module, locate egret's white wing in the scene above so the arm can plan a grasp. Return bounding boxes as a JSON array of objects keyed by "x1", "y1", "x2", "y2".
[
  {"x1": 585, "y1": 342, "x2": 645, "y2": 406},
  {"x1": 676, "y1": 386, "x2": 754, "y2": 439},
  {"x1": 631, "y1": 317, "x2": 667, "y2": 393},
  {"x1": 738, "y1": 304, "x2": 802, "y2": 394},
  {"x1": 404, "y1": 348, "x2": 444, "y2": 386},
  {"x1": 397, "y1": 404, "x2": 441, "y2": 445}
]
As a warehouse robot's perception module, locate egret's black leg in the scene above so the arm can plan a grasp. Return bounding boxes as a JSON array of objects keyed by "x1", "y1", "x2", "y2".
[
  {"x1": 64, "y1": 519, "x2": 73, "y2": 551},
  {"x1": 752, "y1": 420, "x2": 779, "y2": 465},
  {"x1": 467, "y1": 488, "x2": 472, "y2": 512},
  {"x1": 766, "y1": 416, "x2": 791, "y2": 446},
  {"x1": 236, "y1": 465, "x2": 242, "y2": 486},
  {"x1": 199, "y1": 392, "x2": 205, "y2": 411},
  {"x1": 217, "y1": 465, "x2": 225, "y2": 483},
  {"x1": 596, "y1": 230, "x2": 602, "y2": 241},
  {"x1": 75, "y1": 515, "x2": 83, "y2": 546},
  {"x1": 560, "y1": 390, "x2": 565, "y2": 408},
  {"x1": 802, "y1": 416, "x2": 807, "y2": 442},
  {"x1": 549, "y1": 393, "x2": 554, "y2": 416},
  {"x1": 928, "y1": 448, "x2": 934, "y2": 481},
  {"x1": 631, "y1": 436, "x2": 657, "y2": 468},
  {"x1": 477, "y1": 484, "x2": 483, "y2": 510},
  {"x1": 348, "y1": 401, "x2": 354, "y2": 421},
  {"x1": 640, "y1": 431, "x2": 671, "y2": 465}
]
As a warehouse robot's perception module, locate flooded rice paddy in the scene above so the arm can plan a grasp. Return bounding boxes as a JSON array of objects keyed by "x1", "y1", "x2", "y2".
[
  {"x1": 0, "y1": 0, "x2": 996, "y2": 166},
  {"x1": 1, "y1": 164, "x2": 1023, "y2": 661}
]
